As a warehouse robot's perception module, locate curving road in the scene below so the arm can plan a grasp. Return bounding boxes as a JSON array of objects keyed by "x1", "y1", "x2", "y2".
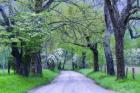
[{"x1": 28, "y1": 71, "x2": 116, "y2": 93}]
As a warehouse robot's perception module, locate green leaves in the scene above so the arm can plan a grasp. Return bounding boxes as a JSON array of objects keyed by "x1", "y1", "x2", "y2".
[
  {"x1": 0, "y1": 26, "x2": 12, "y2": 45},
  {"x1": 12, "y1": 12, "x2": 48, "y2": 53}
]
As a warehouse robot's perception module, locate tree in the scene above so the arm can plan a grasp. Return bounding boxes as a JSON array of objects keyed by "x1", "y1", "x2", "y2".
[
  {"x1": 81, "y1": 51, "x2": 86, "y2": 68},
  {"x1": 0, "y1": 0, "x2": 55, "y2": 76},
  {"x1": 12, "y1": 12, "x2": 47, "y2": 76},
  {"x1": 103, "y1": 2, "x2": 115, "y2": 75},
  {"x1": 104, "y1": 0, "x2": 140, "y2": 79},
  {"x1": 50, "y1": 3, "x2": 104, "y2": 71}
]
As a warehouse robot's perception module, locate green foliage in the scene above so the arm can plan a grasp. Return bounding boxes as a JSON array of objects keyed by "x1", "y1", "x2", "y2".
[
  {"x1": 12, "y1": 12, "x2": 48, "y2": 53},
  {"x1": 46, "y1": 3, "x2": 105, "y2": 67},
  {"x1": 59, "y1": 4, "x2": 104, "y2": 43},
  {"x1": 0, "y1": 26, "x2": 12, "y2": 45}
]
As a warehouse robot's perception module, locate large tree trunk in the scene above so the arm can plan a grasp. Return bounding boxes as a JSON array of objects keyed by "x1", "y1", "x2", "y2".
[
  {"x1": 104, "y1": 0, "x2": 126, "y2": 79},
  {"x1": 103, "y1": 39, "x2": 115, "y2": 75},
  {"x1": 103, "y1": 2, "x2": 115, "y2": 75},
  {"x1": 31, "y1": 52, "x2": 42, "y2": 76},
  {"x1": 115, "y1": 31, "x2": 125, "y2": 79},
  {"x1": 36, "y1": 52, "x2": 42, "y2": 76},
  {"x1": 91, "y1": 47, "x2": 99, "y2": 72},
  {"x1": 11, "y1": 43, "x2": 22, "y2": 74},
  {"x1": 22, "y1": 54, "x2": 31, "y2": 77}
]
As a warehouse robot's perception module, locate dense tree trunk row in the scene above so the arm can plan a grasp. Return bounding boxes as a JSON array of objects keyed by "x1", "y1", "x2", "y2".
[{"x1": 11, "y1": 43, "x2": 42, "y2": 76}]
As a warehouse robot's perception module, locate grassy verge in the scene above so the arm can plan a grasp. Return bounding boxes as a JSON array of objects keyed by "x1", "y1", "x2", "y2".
[
  {"x1": 0, "y1": 69, "x2": 58, "y2": 93},
  {"x1": 79, "y1": 69, "x2": 140, "y2": 93}
]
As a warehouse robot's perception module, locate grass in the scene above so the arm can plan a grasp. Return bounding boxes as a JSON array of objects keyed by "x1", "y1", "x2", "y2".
[
  {"x1": 79, "y1": 69, "x2": 140, "y2": 93},
  {"x1": 0, "y1": 69, "x2": 59, "y2": 93}
]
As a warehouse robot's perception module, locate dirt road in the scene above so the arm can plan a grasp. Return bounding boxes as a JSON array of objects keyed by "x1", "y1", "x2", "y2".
[{"x1": 28, "y1": 71, "x2": 116, "y2": 93}]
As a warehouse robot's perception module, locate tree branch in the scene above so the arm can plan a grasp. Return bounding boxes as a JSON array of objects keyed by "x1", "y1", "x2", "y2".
[
  {"x1": 42, "y1": 0, "x2": 55, "y2": 9},
  {"x1": 128, "y1": 26, "x2": 140, "y2": 39},
  {"x1": 122, "y1": 0, "x2": 140, "y2": 24},
  {"x1": 63, "y1": 41, "x2": 87, "y2": 48},
  {"x1": 128, "y1": 17, "x2": 140, "y2": 20},
  {"x1": 104, "y1": 0, "x2": 120, "y2": 29}
]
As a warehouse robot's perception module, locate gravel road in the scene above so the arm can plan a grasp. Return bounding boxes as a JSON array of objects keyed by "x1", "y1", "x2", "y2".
[{"x1": 28, "y1": 71, "x2": 116, "y2": 93}]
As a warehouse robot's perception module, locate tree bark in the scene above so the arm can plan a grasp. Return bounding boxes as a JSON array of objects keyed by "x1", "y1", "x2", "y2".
[
  {"x1": 103, "y1": 2, "x2": 115, "y2": 75},
  {"x1": 11, "y1": 43, "x2": 22, "y2": 74},
  {"x1": 115, "y1": 31, "x2": 125, "y2": 79},
  {"x1": 81, "y1": 52, "x2": 86, "y2": 68},
  {"x1": 104, "y1": 0, "x2": 126, "y2": 79},
  {"x1": 30, "y1": 52, "x2": 42, "y2": 76},
  {"x1": 62, "y1": 51, "x2": 67, "y2": 70},
  {"x1": 36, "y1": 52, "x2": 42, "y2": 76},
  {"x1": 103, "y1": 35, "x2": 115, "y2": 75},
  {"x1": 91, "y1": 47, "x2": 99, "y2": 72},
  {"x1": 8, "y1": 61, "x2": 11, "y2": 74},
  {"x1": 22, "y1": 54, "x2": 30, "y2": 77}
]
